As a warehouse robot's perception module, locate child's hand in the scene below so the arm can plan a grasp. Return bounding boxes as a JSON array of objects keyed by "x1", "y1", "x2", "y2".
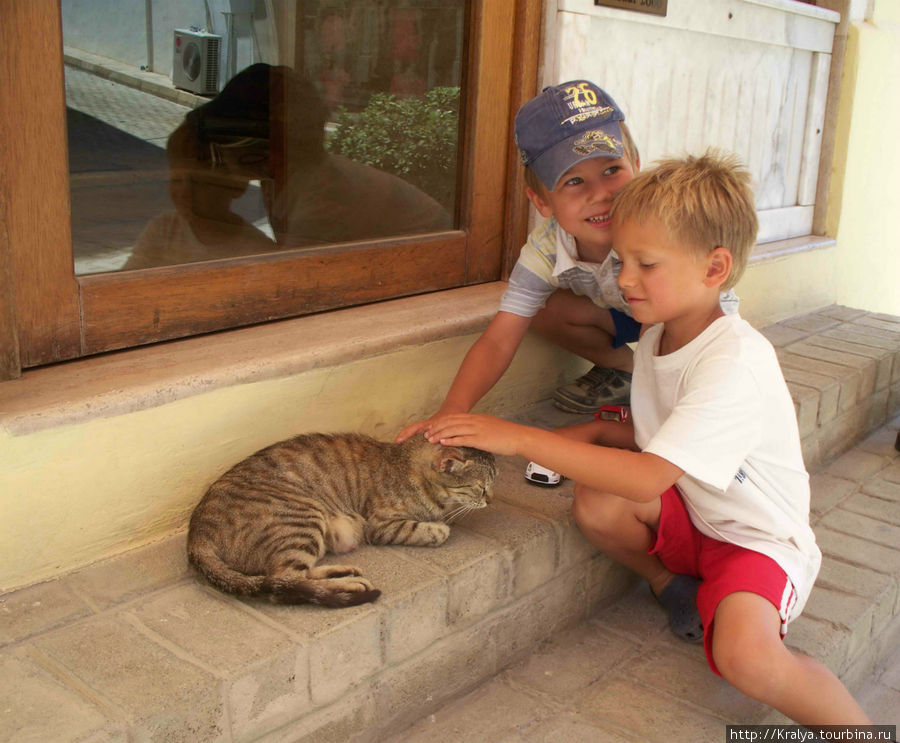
[
  {"x1": 395, "y1": 418, "x2": 432, "y2": 443},
  {"x1": 425, "y1": 414, "x2": 524, "y2": 456},
  {"x1": 395, "y1": 405, "x2": 469, "y2": 443}
]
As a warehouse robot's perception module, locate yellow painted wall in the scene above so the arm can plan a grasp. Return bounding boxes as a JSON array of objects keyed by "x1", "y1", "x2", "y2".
[
  {"x1": 1, "y1": 332, "x2": 584, "y2": 592},
  {"x1": 736, "y1": 248, "x2": 839, "y2": 328},
  {"x1": 829, "y1": 1, "x2": 900, "y2": 315}
]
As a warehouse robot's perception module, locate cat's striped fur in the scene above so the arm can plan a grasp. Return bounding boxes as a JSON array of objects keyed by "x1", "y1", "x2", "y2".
[{"x1": 187, "y1": 433, "x2": 497, "y2": 607}]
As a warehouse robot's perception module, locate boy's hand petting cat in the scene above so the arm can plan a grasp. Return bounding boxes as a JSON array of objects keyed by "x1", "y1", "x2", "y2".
[
  {"x1": 395, "y1": 404, "x2": 469, "y2": 442},
  {"x1": 395, "y1": 419, "x2": 430, "y2": 443},
  {"x1": 426, "y1": 414, "x2": 524, "y2": 457}
]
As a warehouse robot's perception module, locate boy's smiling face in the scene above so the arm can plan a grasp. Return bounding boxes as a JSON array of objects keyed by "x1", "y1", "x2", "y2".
[{"x1": 527, "y1": 156, "x2": 636, "y2": 261}]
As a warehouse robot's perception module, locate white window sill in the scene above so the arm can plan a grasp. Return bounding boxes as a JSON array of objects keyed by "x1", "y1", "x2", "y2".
[
  {"x1": 749, "y1": 234, "x2": 836, "y2": 264},
  {"x1": 741, "y1": 0, "x2": 840, "y2": 24}
]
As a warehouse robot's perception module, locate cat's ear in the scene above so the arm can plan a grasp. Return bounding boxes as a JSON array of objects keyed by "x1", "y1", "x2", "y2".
[{"x1": 436, "y1": 449, "x2": 466, "y2": 474}]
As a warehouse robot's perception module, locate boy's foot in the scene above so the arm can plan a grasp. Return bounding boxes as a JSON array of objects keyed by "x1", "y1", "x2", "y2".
[
  {"x1": 654, "y1": 575, "x2": 704, "y2": 644},
  {"x1": 553, "y1": 366, "x2": 632, "y2": 413}
]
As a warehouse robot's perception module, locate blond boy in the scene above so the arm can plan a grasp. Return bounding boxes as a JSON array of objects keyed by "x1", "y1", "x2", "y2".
[{"x1": 425, "y1": 152, "x2": 869, "y2": 725}]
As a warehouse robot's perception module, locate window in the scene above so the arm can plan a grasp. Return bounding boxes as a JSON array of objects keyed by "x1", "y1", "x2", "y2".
[{"x1": 0, "y1": 0, "x2": 539, "y2": 377}]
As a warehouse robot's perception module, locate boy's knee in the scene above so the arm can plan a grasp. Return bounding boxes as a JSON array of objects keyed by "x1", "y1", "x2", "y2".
[
  {"x1": 712, "y1": 635, "x2": 784, "y2": 698},
  {"x1": 572, "y1": 485, "x2": 623, "y2": 534},
  {"x1": 533, "y1": 291, "x2": 609, "y2": 330}
]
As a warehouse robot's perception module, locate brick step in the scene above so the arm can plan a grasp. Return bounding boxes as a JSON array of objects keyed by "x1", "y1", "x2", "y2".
[
  {"x1": 764, "y1": 306, "x2": 900, "y2": 470},
  {"x1": 387, "y1": 419, "x2": 900, "y2": 741},
  {"x1": 1, "y1": 306, "x2": 899, "y2": 742}
]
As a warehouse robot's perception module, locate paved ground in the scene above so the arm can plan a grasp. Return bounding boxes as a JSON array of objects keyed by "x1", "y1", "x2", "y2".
[
  {"x1": 386, "y1": 586, "x2": 900, "y2": 742},
  {"x1": 65, "y1": 66, "x2": 190, "y2": 148},
  {"x1": 3, "y1": 408, "x2": 896, "y2": 742}
]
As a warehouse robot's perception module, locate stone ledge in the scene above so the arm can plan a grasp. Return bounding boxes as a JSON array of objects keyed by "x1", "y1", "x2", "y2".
[
  {"x1": 3, "y1": 300, "x2": 894, "y2": 451},
  {"x1": 1, "y1": 419, "x2": 898, "y2": 741},
  {"x1": 762, "y1": 306, "x2": 900, "y2": 471},
  {"x1": 0, "y1": 453, "x2": 634, "y2": 743},
  {"x1": 0, "y1": 283, "x2": 502, "y2": 436}
]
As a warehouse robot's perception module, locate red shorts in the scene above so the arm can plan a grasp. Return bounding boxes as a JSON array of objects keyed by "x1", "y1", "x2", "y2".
[{"x1": 649, "y1": 487, "x2": 797, "y2": 675}]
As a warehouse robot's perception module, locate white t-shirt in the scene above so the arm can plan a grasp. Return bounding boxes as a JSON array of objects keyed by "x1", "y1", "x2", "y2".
[{"x1": 632, "y1": 315, "x2": 821, "y2": 617}]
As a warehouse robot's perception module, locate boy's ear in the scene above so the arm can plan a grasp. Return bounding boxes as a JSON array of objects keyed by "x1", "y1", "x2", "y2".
[
  {"x1": 704, "y1": 247, "x2": 733, "y2": 288},
  {"x1": 525, "y1": 186, "x2": 554, "y2": 218}
]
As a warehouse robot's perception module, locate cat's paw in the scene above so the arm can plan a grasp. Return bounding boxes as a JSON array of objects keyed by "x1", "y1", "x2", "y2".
[
  {"x1": 313, "y1": 576, "x2": 381, "y2": 607},
  {"x1": 265, "y1": 571, "x2": 379, "y2": 607},
  {"x1": 366, "y1": 518, "x2": 451, "y2": 547},
  {"x1": 308, "y1": 564, "x2": 363, "y2": 579},
  {"x1": 425, "y1": 522, "x2": 451, "y2": 546}
]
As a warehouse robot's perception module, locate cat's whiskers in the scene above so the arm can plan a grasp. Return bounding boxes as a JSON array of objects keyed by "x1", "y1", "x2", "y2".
[
  {"x1": 443, "y1": 504, "x2": 466, "y2": 522},
  {"x1": 444, "y1": 502, "x2": 481, "y2": 523}
]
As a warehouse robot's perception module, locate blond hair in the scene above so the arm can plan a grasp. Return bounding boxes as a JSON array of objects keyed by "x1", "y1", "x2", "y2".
[
  {"x1": 524, "y1": 121, "x2": 641, "y2": 195},
  {"x1": 610, "y1": 150, "x2": 757, "y2": 290}
]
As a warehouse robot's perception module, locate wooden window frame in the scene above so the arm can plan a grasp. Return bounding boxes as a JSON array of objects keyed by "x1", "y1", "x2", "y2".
[{"x1": 0, "y1": 0, "x2": 542, "y2": 377}]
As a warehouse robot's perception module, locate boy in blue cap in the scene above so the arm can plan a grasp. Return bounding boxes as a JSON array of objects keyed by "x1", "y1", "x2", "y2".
[
  {"x1": 423, "y1": 152, "x2": 870, "y2": 726},
  {"x1": 509, "y1": 80, "x2": 644, "y2": 412},
  {"x1": 397, "y1": 79, "x2": 735, "y2": 444}
]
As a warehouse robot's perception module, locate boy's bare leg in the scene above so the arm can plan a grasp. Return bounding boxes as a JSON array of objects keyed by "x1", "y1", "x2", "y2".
[
  {"x1": 712, "y1": 592, "x2": 870, "y2": 725},
  {"x1": 572, "y1": 483, "x2": 673, "y2": 594},
  {"x1": 531, "y1": 290, "x2": 634, "y2": 373},
  {"x1": 574, "y1": 483, "x2": 705, "y2": 643}
]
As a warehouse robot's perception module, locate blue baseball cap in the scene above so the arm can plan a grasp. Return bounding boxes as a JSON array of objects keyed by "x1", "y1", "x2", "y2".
[{"x1": 515, "y1": 80, "x2": 626, "y2": 191}]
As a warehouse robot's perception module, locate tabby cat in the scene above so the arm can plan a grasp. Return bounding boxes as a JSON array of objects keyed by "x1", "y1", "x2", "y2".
[{"x1": 187, "y1": 432, "x2": 497, "y2": 607}]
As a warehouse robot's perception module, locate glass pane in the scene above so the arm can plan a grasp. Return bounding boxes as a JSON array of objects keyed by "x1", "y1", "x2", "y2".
[{"x1": 64, "y1": 1, "x2": 465, "y2": 275}]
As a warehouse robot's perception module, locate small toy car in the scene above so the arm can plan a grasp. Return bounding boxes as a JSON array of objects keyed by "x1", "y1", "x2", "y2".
[
  {"x1": 524, "y1": 461, "x2": 563, "y2": 487},
  {"x1": 525, "y1": 406, "x2": 630, "y2": 487},
  {"x1": 594, "y1": 405, "x2": 630, "y2": 422}
]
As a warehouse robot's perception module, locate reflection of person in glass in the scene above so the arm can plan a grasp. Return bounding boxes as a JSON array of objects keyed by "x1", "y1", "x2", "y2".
[
  {"x1": 126, "y1": 63, "x2": 451, "y2": 270},
  {"x1": 124, "y1": 69, "x2": 276, "y2": 269}
]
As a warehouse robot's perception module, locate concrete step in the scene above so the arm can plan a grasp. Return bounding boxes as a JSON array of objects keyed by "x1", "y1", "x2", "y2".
[
  {"x1": 385, "y1": 420, "x2": 900, "y2": 742},
  {"x1": 1, "y1": 452, "x2": 633, "y2": 743},
  {"x1": 2, "y1": 306, "x2": 899, "y2": 743}
]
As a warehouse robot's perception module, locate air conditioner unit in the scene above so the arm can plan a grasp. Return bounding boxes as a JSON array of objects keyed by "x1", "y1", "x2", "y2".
[{"x1": 172, "y1": 29, "x2": 221, "y2": 96}]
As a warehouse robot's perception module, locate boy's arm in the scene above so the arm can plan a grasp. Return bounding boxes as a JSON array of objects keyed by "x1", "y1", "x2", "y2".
[
  {"x1": 426, "y1": 414, "x2": 682, "y2": 503},
  {"x1": 554, "y1": 417, "x2": 639, "y2": 451},
  {"x1": 395, "y1": 312, "x2": 532, "y2": 441}
]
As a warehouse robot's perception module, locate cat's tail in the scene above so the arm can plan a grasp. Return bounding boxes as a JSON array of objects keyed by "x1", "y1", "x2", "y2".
[
  {"x1": 189, "y1": 541, "x2": 381, "y2": 607},
  {"x1": 188, "y1": 541, "x2": 268, "y2": 596}
]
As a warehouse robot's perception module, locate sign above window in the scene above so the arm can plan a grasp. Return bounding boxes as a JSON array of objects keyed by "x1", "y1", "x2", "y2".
[{"x1": 594, "y1": 0, "x2": 667, "y2": 16}]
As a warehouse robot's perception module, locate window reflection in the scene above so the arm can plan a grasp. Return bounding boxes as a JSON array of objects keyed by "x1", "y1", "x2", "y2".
[{"x1": 65, "y1": 1, "x2": 465, "y2": 275}]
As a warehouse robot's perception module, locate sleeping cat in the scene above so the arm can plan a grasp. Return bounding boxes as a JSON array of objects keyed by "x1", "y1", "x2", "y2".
[{"x1": 187, "y1": 432, "x2": 497, "y2": 607}]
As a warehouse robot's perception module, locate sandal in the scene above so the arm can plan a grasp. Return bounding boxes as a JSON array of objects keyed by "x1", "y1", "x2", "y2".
[
  {"x1": 553, "y1": 366, "x2": 632, "y2": 413},
  {"x1": 655, "y1": 574, "x2": 704, "y2": 644}
]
